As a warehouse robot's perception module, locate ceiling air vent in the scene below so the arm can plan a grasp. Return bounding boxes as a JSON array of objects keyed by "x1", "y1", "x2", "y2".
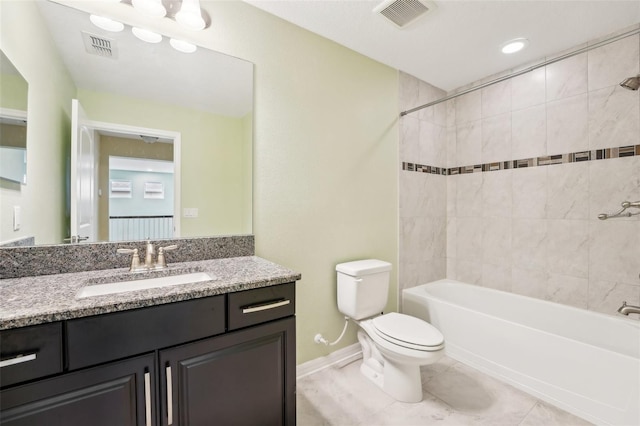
[
  {"x1": 374, "y1": 0, "x2": 436, "y2": 29},
  {"x1": 81, "y1": 32, "x2": 118, "y2": 59}
]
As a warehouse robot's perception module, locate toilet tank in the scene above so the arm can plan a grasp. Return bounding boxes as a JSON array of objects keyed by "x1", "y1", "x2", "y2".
[{"x1": 336, "y1": 259, "x2": 392, "y2": 320}]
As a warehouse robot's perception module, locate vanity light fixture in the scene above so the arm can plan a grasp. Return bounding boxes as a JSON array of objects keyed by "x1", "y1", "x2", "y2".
[
  {"x1": 169, "y1": 38, "x2": 197, "y2": 53},
  {"x1": 132, "y1": 27, "x2": 163, "y2": 43},
  {"x1": 131, "y1": 0, "x2": 167, "y2": 18},
  {"x1": 501, "y1": 38, "x2": 529, "y2": 54},
  {"x1": 175, "y1": 0, "x2": 206, "y2": 31},
  {"x1": 89, "y1": 14, "x2": 124, "y2": 32}
]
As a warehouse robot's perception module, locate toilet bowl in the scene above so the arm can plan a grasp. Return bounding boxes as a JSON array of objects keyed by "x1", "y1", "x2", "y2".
[
  {"x1": 335, "y1": 259, "x2": 445, "y2": 403},
  {"x1": 356, "y1": 312, "x2": 444, "y2": 402}
]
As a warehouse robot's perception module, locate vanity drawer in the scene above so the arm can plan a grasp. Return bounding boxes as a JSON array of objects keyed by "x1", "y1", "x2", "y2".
[
  {"x1": 0, "y1": 322, "x2": 63, "y2": 388},
  {"x1": 66, "y1": 295, "x2": 225, "y2": 370},
  {"x1": 228, "y1": 282, "x2": 295, "y2": 330}
]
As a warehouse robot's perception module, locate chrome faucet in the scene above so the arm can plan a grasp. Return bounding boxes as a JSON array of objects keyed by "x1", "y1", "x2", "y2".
[
  {"x1": 617, "y1": 301, "x2": 640, "y2": 316},
  {"x1": 117, "y1": 241, "x2": 178, "y2": 272},
  {"x1": 144, "y1": 240, "x2": 156, "y2": 269}
]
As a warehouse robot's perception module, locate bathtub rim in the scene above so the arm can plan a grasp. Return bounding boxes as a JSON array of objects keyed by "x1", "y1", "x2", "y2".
[{"x1": 403, "y1": 278, "x2": 640, "y2": 358}]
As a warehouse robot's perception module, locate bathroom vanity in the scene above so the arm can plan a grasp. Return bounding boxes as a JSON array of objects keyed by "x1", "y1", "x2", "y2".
[{"x1": 0, "y1": 241, "x2": 300, "y2": 426}]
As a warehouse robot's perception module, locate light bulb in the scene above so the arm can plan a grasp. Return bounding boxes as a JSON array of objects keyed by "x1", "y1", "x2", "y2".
[
  {"x1": 89, "y1": 14, "x2": 124, "y2": 32},
  {"x1": 131, "y1": 0, "x2": 166, "y2": 18},
  {"x1": 170, "y1": 38, "x2": 197, "y2": 53},
  {"x1": 132, "y1": 27, "x2": 162, "y2": 43},
  {"x1": 175, "y1": 0, "x2": 205, "y2": 30}
]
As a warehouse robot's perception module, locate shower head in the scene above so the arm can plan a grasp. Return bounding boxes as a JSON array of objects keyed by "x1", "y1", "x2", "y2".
[{"x1": 620, "y1": 74, "x2": 640, "y2": 91}]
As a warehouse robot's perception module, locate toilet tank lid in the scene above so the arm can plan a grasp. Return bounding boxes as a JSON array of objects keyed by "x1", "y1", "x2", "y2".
[{"x1": 336, "y1": 259, "x2": 392, "y2": 276}]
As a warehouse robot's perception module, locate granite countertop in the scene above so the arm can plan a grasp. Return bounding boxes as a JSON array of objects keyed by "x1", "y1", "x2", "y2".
[{"x1": 0, "y1": 256, "x2": 301, "y2": 330}]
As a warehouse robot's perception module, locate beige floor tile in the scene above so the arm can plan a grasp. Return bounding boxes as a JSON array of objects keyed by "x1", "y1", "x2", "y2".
[
  {"x1": 519, "y1": 401, "x2": 593, "y2": 426},
  {"x1": 297, "y1": 355, "x2": 594, "y2": 426}
]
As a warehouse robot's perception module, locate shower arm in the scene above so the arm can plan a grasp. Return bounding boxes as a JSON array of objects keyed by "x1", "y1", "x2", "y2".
[{"x1": 597, "y1": 201, "x2": 640, "y2": 220}]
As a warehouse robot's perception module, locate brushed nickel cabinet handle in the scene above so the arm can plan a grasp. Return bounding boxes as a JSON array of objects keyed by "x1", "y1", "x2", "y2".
[
  {"x1": 144, "y1": 372, "x2": 152, "y2": 426},
  {"x1": 242, "y1": 299, "x2": 290, "y2": 314},
  {"x1": 166, "y1": 366, "x2": 173, "y2": 425},
  {"x1": 0, "y1": 353, "x2": 37, "y2": 368}
]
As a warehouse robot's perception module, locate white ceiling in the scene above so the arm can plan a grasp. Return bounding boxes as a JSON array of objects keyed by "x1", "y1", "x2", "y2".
[
  {"x1": 245, "y1": 0, "x2": 640, "y2": 92},
  {"x1": 38, "y1": 1, "x2": 253, "y2": 117}
]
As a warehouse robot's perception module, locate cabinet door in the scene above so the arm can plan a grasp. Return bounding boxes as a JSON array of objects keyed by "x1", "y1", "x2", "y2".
[
  {"x1": 0, "y1": 354, "x2": 155, "y2": 426},
  {"x1": 160, "y1": 316, "x2": 295, "y2": 426}
]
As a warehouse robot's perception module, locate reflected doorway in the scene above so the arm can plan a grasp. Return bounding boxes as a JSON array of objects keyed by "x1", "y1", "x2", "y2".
[
  {"x1": 106, "y1": 153, "x2": 174, "y2": 242},
  {"x1": 94, "y1": 129, "x2": 178, "y2": 243},
  {"x1": 70, "y1": 97, "x2": 180, "y2": 243}
]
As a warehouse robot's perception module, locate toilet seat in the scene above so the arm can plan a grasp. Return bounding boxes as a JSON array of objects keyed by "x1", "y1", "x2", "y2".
[{"x1": 372, "y1": 312, "x2": 444, "y2": 351}]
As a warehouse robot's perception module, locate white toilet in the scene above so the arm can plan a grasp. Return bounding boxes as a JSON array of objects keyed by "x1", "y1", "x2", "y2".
[{"x1": 336, "y1": 259, "x2": 444, "y2": 403}]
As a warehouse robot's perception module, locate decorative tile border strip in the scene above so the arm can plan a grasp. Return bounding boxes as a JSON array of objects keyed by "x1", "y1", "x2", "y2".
[
  {"x1": 402, "y1": 162, "x2": 447, "y2": 175},
  {"x1": 402, "y1": 145, "x2": 640, "y2": 176}
]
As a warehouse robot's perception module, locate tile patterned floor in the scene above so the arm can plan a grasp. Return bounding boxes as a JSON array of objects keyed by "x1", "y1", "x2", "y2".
[{"x1": 297, "y1": 355, "x2": 592, "y2": 426}]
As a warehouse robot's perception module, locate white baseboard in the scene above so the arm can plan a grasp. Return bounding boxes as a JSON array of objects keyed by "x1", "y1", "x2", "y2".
[{"x1": 296, "y1": 343, "x2": 362, "y2": 379}]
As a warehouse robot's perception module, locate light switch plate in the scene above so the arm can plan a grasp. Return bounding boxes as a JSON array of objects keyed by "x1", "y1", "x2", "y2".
[
  {"x1": 183, "y1": 208, "x2": 199, "y2": 218},
  {"x1": 13, "y1": 206, "x2": 21, "y2": 231}
]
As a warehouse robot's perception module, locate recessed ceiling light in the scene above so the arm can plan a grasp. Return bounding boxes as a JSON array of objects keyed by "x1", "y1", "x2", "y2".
[
  {"x1": 169, "y1": 38, "x2": 197, "y2": 53},
  {"x1": 89, "y1": 14, "x2": 124, "y2": 32},
  {"x1": 132, "y1": 27, "x2": 162, "y2": 43},
  {"x1": 501, "y1": 38, "x2": 529, "y2": 54}
]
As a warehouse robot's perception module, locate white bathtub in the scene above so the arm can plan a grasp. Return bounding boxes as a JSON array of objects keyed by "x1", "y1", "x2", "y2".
[{"x1": 402, "y1": 279, "x2": 640, "y2": 426}]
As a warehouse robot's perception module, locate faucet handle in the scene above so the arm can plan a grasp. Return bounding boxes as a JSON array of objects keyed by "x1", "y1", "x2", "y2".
[
  {"x1": 156, "y1": 245, "x2": 178, "y2": 268},
  {"x1": 117, "y1": 248, "x2": 141, "y2": 271}
]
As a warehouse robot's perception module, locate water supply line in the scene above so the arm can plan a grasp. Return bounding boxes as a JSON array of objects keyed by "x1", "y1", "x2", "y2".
[{"x1": 314, "y1": 316, "x2": 350, "y2": 346}]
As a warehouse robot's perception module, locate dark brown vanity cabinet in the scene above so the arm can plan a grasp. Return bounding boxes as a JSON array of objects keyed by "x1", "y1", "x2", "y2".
[
  {"x1": 160, "y1": 317, "x2": 295, "y2": 426},
  {"x1": 0, "y1": 282, "x2": 296, "y2": 426},
  {"x1": 0, "y1": 354, "x2": 155, "y2": 426}
]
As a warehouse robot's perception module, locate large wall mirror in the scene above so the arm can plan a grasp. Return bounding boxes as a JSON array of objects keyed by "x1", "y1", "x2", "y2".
[
  {"x1": 0, "y1": 0, "x2": 253, "y2": 247},
  {"x1": 0, "y1": 50, "x2": 29, "y2": 246}
]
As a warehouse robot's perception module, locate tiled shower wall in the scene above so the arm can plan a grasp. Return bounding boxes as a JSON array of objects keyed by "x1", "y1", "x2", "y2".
[
  {"x1": 399, "y1": 74, "x2": 448, "y2": 293},
  {"x1": 399, "y1": 26, "x2": 640, "y2": 317}
]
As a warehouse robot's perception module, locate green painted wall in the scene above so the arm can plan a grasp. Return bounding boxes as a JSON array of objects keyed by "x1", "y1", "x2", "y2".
[
  {"x1": 78, "y1": 89, "x2": 251, "y2": 237},
  {"x1": 194, "y1": 1, "x2": 400, "y2": 364},
  {"x1": 0, "y1": 73, "x2": 28, "y2": 111},
  {"x1": 0, "y1": 0, "x2": 76, "y2": 245}
]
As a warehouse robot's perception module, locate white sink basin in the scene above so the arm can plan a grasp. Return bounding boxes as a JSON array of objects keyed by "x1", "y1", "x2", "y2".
[{"x1": 76, "y1": 272, "x2": 214, "y2": 299}]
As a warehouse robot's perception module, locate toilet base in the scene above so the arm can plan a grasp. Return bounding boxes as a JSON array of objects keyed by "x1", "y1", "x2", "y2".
[
  {"x1": 360, "y1": 357, "x2": 423, "y2": 403},
  {"x1": 357, "y1": 329, "x2": 424, "y2": 403}
]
